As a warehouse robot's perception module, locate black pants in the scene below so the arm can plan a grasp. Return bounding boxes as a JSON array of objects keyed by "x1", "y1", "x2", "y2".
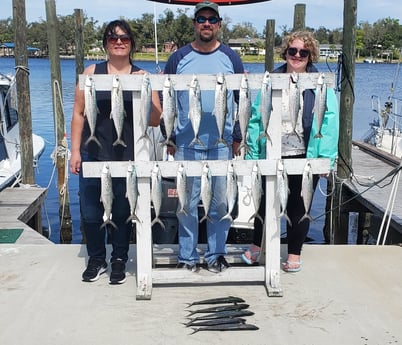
[{"x1": 252, "y1": 173, "x2": 319, "y2": 256}]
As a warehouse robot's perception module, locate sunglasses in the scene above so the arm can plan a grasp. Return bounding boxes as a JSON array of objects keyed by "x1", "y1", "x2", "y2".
[
  {"x1": 107, "y1": 34, "x2": 131, "y2": 45},
  {"x1": 195, "y1": 16, "x2": 221, "y2": 24},
  {"x1": 287, "y1": 47, "x2": 310, "y2": 58}
]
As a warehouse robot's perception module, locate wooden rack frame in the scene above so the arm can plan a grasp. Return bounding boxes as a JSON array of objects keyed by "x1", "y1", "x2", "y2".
[{"x1": 80, "y1": 72, "x2": 334, "y2": 299}]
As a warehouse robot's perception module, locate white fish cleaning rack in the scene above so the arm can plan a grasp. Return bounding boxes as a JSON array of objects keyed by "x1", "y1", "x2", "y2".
[{"x1": 79, "y1": 72, "x2": 335, "y2": 300}]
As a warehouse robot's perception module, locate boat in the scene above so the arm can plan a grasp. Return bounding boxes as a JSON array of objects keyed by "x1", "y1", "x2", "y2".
[{"x1": 0, "y1": 72, "x2": 45, "y2": 191}]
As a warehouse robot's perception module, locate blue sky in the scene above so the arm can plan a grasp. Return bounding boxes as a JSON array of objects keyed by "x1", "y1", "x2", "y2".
[{"x1": 3, "y1": 0, "x2": 402, "y2": 33}]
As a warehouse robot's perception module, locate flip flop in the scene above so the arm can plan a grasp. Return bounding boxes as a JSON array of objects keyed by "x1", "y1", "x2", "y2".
[
  {"x1": 282, "y1": 260, "x2": 302, "y2": 272},
  {"x1": 241, "y1": 246, "x2": 261, "y2": 265}
]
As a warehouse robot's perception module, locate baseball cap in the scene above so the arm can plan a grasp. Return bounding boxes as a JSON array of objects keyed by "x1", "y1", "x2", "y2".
[{"x1": 194, "y1": 1, "x2": 220, "y2": 17}]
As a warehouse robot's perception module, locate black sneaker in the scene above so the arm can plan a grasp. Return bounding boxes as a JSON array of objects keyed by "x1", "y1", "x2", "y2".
[
  {"x1": 109, "y1": 259, "x2": 126, "y2": 285},
  {"x1": 176, "y1": 262, "x2": 200, "y2": 273},
  {"x1": 82, "y1": 258, "x2": 107, "y2": 282},
  {"x1": 207, "y1": 256, "x2": 230, "y2": 273}
]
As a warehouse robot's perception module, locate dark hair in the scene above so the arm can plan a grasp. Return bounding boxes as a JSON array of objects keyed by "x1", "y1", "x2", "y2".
[{"x1": 102, "y1": 20, "x2": 136, "y2": 61}]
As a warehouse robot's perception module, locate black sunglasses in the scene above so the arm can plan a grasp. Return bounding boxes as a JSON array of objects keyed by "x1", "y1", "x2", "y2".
[
  {"x1": 194, "y1": 16, "x2": 221, "y2": 24},
  {"x1": 107, "y1": 34, "x2": 131, "y2": 45},
  {"x1": 287, "y1": 47, "x2": 310, "y2": 58}
]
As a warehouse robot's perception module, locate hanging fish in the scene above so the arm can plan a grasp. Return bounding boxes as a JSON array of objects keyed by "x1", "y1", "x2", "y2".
[
  {"x1": 137, "y1": 73, "x2": 152, "y2": 144},
  {"x1": 299, "y1": 161, "x2": 314, "y2": 223},
  {"x1": 248, "y1": 163, "x2": 264, "y2": 224},
  {"x1": 151, "y1": 163, "x2": 165, "y2": 230},
  {"x1": 220, "y1": 162, "x2": 238, "y2": 222},
  {"x1": 258, "y1": 71, "x2": 273, "y2": 144},
  {"x1": 276, "y1": 159, "x2": 291, "y2": 225},
  {"x1": 110, "y1": 74, "x2": 127, "y2": 147},
  {"x1": 84, "y1": 75, "x2": 101, "y2": 148},
  {"x1": 176, "y1": 163, "x2": 188, "y2": 216},
  {"x1": 200, "y1": 163, "x2": 212, "y2": 223},
  {"x1": 161, "y1": 75, "x2": 177, "y2": 148},
  {"x1": 213, "y1": 73, "x2": 228, "y2": 147},
  {"x1": 313, "y1": 73, "x2": 327, "y2": 138},
  {"x1": 125, "y1": 163, "x2": 140, "y2": 224},
  {"x1": 288, "y1": 71, "x2": 302, "y2": 142},
  {"x1": 188, "y1": 75, "x2": 205, "y2": 147},
  {"x1": 100, "y1": 164, "x2": 117, "y2": 230},
  {"x1": 237, "y1": 73, "x2": 252, "y2": 155}
]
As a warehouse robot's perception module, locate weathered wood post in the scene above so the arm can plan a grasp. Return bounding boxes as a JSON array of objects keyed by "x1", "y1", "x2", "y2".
[
  {"x1": 12, "y1": 0, "x2": 34, "y2": 185},
  {"x1": 74, "y1": 9, "x2": 85, "y2": 84},
  {"x1": 293, "y1": 3, "x2": 306, "y2": 31},
  {"x1": 264, "y1": 19, "x2": 275, "y2": 72},
  {"x1": 45, "y1": 0, "x2": 73, "y2": 243},
  {"x1": 331, "y1": 0, "x2": 357, "y2": 244}
]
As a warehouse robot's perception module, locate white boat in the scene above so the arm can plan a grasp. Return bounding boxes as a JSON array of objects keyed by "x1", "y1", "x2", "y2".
[{"x1": 0, "y1": 72, "x2": 45, "y2": 191}]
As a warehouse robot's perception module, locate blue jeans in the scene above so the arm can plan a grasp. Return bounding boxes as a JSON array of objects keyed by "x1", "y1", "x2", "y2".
[
  {"x1": 174, "y1": 146, "x2": 232, "y2": 265},
  {"x1": 79, "y1": 153, "x2": 132, "y2": 262}
]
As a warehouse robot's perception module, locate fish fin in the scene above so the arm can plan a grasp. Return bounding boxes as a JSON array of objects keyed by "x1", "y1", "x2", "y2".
[
  {"x1": 177, "y1": 207, "x2": 188, "y2": 217},
  {"x1": 126, "y1": 214, "x2": 141, "y2": 224},
  {"x1": 314, "y1": 133, "x2": 323, "y2": 139},
  {"x1": 215, "y1": 138, "x2": 228, "y2": 147},
  {"x1": 257, "y1": 131, "x2": 272, "y2": 145},
  {"x1": 151, "y1": 217, "x2": 166, "y2": 230},
  {"x1": 248, "y1": 213, "x2": 264, "y2": 224},
  {"x1": 220, "y1": 213, "x2": 233, "y2": 222},
  {"x1": 189, "y1": 137, "x2": 206, "y2": 147},
  {"x1": 100, "y1": 219, "x2": 117, "y2": 230},
  {"x1": 113, "y1": 138, "x2": 127, "y2": 147},
  {"x1": 137, "y1": 133, "x2": 152, "y2": 144},
  {"x1": 85, "y1": 135, "x2": 102, "y2": 148},
  {"x1": 279, "y1": 212, "x2": 292, "y2": 226},
  {"x1": 199, "y1": 214, "x2": 213, "y2": 224},
  {"x1": 298, "y1": 213, "x2": 314, "y2": 224}
]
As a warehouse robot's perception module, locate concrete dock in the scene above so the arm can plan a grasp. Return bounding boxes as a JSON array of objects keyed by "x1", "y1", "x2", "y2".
[{"x1": 1, "y1": 243, "x2": 401, "y2": 345}]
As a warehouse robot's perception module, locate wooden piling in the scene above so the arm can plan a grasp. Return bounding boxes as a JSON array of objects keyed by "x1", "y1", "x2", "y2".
[
  {"x1": 293, "y1": 3, "x2": 306, "y2": 31},
  {"x1": 12, "y1": 0, "x2": 34, "y2": 185},
  {"x1": 264, "y1": 19, "x2": 275, "y2": 72},
  {"x1": 45, "y1": 0, "x2": 72, "y2": 243},
  {"x1": 74, "y1": 9, "x2": 85, "y2": 83}
]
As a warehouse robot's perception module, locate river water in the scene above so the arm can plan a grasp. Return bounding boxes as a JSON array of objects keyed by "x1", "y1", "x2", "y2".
[{"x1": 0, "y1": 57, "x2": 400, "y2": 244}]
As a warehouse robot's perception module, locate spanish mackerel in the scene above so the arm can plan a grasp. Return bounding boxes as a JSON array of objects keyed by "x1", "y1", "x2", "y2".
[
  {"x1": 288, "y1": 71, "x2": 302, "y2": 142},
  {"x1": 258, "y1": 71, "x2": 273, "y2": 144},
  {"x1": 187, "y1": 309, "x2": 254, "y2": 322},
  {"x1": 137, "y1": 73, "x2": 152, "y2": 144},
  {"x1": 188, "y1": 75, "x2": 204, "y2": 147},
  {"x1": 84, "y1": 75, "x2": 101, "y2": 147},
  {"x1": 299, "y1": 161, "x2": 314, "y2": 223},
  {"x1": 313, "y1": 73, "x2": 327, "y2": 138},
  {"x1": 187, "y1": 303, "x2": 249, "y2": 316},
  {"x1": 125, "y1": 163, "x2": 140, "y2": 224},
  {"x1": 186, "y1": 296, "x2": 245, "y2": 307},
  {"x1": 184, "y1": 317, "x2": 246, "y2": 327},
  {"x1": 110, "y1": 74, "x2": 127, "y2": 147},
  {"x1": 237, "y1": 73, "x2": 251, "y2": 154},
  {"x1": 161, "y1": 75, "x2": 177, "y2": 148},
  {"x1": 151, "y1": 163, "x2": 165, "y2": 230},
  {"x1": 213, "y1": 72, "x2": 228, "y2": 146},
  {"x1": 190, "y1": 323, "x2": 259, "y2": 334},
  {"x1": 100, "y1": 164, "x2": 117, "y2": 230},
  {"x1": 200, "y1": 163, "x2": 212, "y2": 223}
]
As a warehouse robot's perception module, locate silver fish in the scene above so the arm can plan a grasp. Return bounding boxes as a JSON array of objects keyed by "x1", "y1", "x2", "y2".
[
  {"x1": 186, "y1": 296, "x2": 245, "y2": 307},
  {"x1": 110, "y1": 74, "x2": 127, "y2": 147},
  {"x1": 187, "y1": 303, "x2": 250, "y2": 316},
  {"x1": 276, "y1": 159, "x2": 291, "y2": 225},
  {"x1": 237, "y1": 73, "x2": 252, "y2": 155},
  {"x1": 190, "y1": 323, "x2": 259, "y2": 334},
  {"x1": 258, "y1": 71, "x2": 273, "y2": 144},
  {"x1": 299, "y1": 161, "x2": 314, "y2": 223},
  {"x1": 151, "y1": 163, "x2": 165, "y2": 230},
  {"x1": 188, "y1": 75, "x2": 205, "y2": 147},
  {"x1": 187, "y1": 309, "x2": 254, "y2": 322},
  {"x1": 84, "y1": 75, "x2": 101, "y2": 147},
  {"x1": 220, "y1": 162, "x2": 238, "y2": 222},
  {"x1": 100, "y1": 164, "x2": 117, "y2": 230},
  {"x1": 176, "y1": 163, "x2": 188, "y2": 216},
  {"x1": 125, "y1": 163, "x2": 140, "y2": 224},
  {"x1": 313, "y1": 73, "x2": 327, "y2": 138},
  {"x1": 137, "y1": 73, "x2": 152, "y2": 144},
  {"x1": 248, "y1": 163, "x2": 264, "y2": 224},
  {"x1": 213, "y1": 73, "x2": 228, "y2": 147},
  {"x1": 184, "y1": 317, "x2": 246, "y2": 328},
  {"x1": 200, "y1": 163, "x2": 212, "y2": 223},
  {"x1": 161, "y1": 75, "x2": 177, "y2": 148},
  {"x1": 288, "y1": 71, "x2": 302, "y2": 142}
]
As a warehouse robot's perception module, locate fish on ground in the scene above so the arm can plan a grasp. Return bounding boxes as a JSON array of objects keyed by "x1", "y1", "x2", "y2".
[
  {"x1": 187, "y1": 309, "x2": 254, "y2": 322},
  {"x1": 137, "y1": 73, "x2": 152, "y2": 144},
  {"x1": 151, "y1": 163, "x2": 165, "y2": 230},
  {"x1": 237, "y1": 73, "x2": 252, "y2": 155},
  {"x1": 313, "y1": 73, "x2": 327, "y2": 138},
  {"x1": 248, "y1": 163, "x2": 264, "y2": 224},
  {"x1": 213, "y1": 72, "x2": 228, "y2": 147},
  {"x1": 299, "y1": 161, "x2": 314, "y2": 223},
  {"x1": 188, "y1": 74, "x2": 205, "y2": 147},
  {"x1": 186, "y1": 296, "x2": 245, "y2": 307},
  {"x1": 277, "y1": 159, "x2": 291, "y2": 225},
  {"x1": 258, "y1": 71, "x2": 273, "y2": 144},
  {"x1": 288, "y1": 71, "x2": 302, "y2": 142},
  {"x1": 220, "y1": 162, "x2": 238, "y2": 222},
  {"x1": 200, "y1": 163, "x2": 212, "y2": 223},
  {"x1": 190, "y1": 323, "x2": 259, "y2": 334},
  {"x1": 184, "y1": 317, "x2": 246, "y2": 327},
  {"x1": 84, "y1": 75, "x2": 101, "y2": 148},
  {"x1": 176, "y1": 163, "x2": 188, "y2": 216},
  {"x1": 100, "y1": 163, "x2": 117, "y2": 230},
  {"x1": 161, "y1": 75, "x2": 177, "y2": 148},
  {"x1": 125, "y1": 162, "x2": 140, "y2": 224},
  {"x1": 187, "y1": 303, "x2": 250, "y2": 316},
  {"x1": 110, "y1": 74, "x2": 127, "y2": 147}
]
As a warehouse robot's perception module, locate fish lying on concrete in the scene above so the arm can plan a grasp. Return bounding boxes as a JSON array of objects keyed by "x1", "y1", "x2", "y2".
[
  {"x1": 84, "y1": 75, "x2": 101, "y2": 148},
  {"x1": 190, "y1": 323, "x2": 259, "y2": 334},
  {"x1": 187, "y1": 303, "x2": 249, "y2": 316},
  {"x1": 187, "y1": 309, "x2": 254, "y2": 322},
  {"x1": 110, "y1": 74, "x2": 127, "y2": 147},
  {"x1": 186, "y1": 296, "x2": 245, "y2": 307},
  {"x1": 184, "y1": 317, "x2": 246, "y2": 327}
]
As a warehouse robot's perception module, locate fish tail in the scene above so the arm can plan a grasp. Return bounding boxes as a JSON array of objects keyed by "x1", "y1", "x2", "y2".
[
  {"x1": 220, "y1": 213, "x2": 233, "y2": 222},
  {"x1": 151, "y1": 217, "x2": 166, "y2": 230},
  {"x1": 279, "y1": 212, "x2": 292, "y2": 226},
  {"x1": 248, "y1": 213, "x2": 264, "y2": 224},
  {"x1": 215, "y1": 138, "x2": 228, "y2": 147},
  {"x1": 137, "y1": 133, "x2": 152, "y2": 144},
  {"x1": 113, "y1": 138, "x2": 127, "y2": 147},
  {"x1": 199, "y1": 214, "x2": 213, "y2": 224},
  {"x1": 85, "y1": 135, "x2": 102, "y2": 148},
  {"x1": 100, "y1": 219, "x2": 117, "y2": 230},
  {"x1": 298, "y1": 213, "x2": 314, "y2": 224},
  {"x1": 258, "y1": 131, "x2": 272, "y2": 145},
  {"x1": 163, "y1": 139, "x2": 177, "y2": 149},
  {"x1": 126, "y1": 214, "x2": 141, "y2": 224},
  {"x1": 190, "y1": 328, "x2": 199, "y2": 335},
  {"x1": 189, "y1": 137, "x2": 205, "y2": 147},
  {"x1": 176, "y1": 207, "x2": 188, "y2": 217},
  {"x1": 314, "y1": 133, "x2": 323, "y2": 139}
]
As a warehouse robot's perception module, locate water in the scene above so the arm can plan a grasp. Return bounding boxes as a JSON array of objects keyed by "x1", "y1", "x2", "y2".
[{"x1": 0, "y1": 57, "x2": 400, "y2": 244}]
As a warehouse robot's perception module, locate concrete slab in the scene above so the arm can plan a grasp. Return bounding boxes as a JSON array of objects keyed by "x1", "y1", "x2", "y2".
[{"x1": 0, "y1": 244, "x2": 401, "y2": 345}]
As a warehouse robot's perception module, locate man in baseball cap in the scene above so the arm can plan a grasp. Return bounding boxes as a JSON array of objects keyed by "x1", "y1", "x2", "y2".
[{"x1": 194, "y1": 1, "x2": 220, "y2": 17}]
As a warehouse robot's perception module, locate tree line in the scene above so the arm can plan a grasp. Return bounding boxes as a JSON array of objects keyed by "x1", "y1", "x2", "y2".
[{"x1": 0, "y1": 8, "x2": 401, "y2": 59}]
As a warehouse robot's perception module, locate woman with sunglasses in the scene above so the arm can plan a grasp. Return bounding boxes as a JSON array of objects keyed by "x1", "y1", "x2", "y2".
[
  {"x1": 242, "y1": 31, "x2": 339, "y2": 272},
  {"x1": 70, "y1": 20, "x2": 162, "y2": 284},
  {"x1": 163, "y1": 1, "x2": 244, "y2": 273}
]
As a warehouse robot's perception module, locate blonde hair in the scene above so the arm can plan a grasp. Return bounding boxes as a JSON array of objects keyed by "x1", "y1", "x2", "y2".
[{"x1": 280, "y1": 31, "x2": 319, "y2": 63}]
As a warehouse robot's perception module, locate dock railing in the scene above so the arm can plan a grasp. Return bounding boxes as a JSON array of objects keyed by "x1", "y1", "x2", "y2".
[{"x1": 79, "y1": 72, "x2": 333, "y2": 300}]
